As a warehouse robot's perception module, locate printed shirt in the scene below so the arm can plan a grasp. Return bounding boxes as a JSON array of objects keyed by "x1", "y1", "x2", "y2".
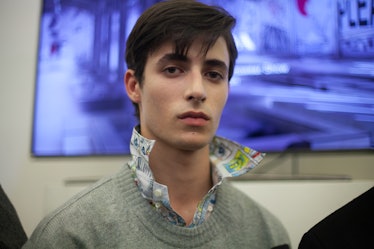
[{"x1": 127, "y1": 126, "x2": 265, "y2": 227}]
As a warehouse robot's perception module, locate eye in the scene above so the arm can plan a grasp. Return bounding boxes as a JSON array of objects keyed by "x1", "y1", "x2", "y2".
[
  {"x1": 205, "y1": 71, "x2": 224, "y2": 81},
  {"x1": 163, "y1": 66, "x2": 183, "y2": 77}
]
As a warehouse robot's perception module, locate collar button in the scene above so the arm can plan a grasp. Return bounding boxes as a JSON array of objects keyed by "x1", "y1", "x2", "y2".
[{"x1": 153, "y1": 189, "x2": 162, "y2": 198}]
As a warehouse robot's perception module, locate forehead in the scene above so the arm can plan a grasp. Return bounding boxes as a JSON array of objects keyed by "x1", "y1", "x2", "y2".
[{"x1": 148, "y1": 37, "x2": 230, "y2": 66}]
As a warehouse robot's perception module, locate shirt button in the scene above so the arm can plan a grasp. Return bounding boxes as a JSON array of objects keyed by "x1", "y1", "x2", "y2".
[
  {"x1": 153, "y1": 189, "x2": 162, "y2": 197},
  {"x1": 207, "y1": 205, "x2": 214, "y2": 212}
]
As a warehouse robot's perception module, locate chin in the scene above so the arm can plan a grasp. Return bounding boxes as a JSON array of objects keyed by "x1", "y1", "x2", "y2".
[{"x1": 177, "y1": 132, "x2": 212, "y2": 151}]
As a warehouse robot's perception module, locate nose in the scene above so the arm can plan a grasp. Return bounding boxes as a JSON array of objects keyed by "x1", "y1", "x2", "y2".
[{"x1": 185, "y1": 72, "x2": 207, "y2": 103}]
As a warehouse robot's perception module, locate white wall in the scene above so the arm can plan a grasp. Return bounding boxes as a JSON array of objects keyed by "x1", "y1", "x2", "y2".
[{"x1": 0, "y1": 0, "x2": 373, "y2": 248}]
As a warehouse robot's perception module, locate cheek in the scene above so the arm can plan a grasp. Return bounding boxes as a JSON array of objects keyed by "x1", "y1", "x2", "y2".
[
  {"x1": 222, "y1": 90, "x2": 229, "y2": 107},
  {"x1": 142, "y1": 88, "x2": 171, "y2": 115},
  {"x1": 213, "y1": 87, "x2": 228, "y2": 111},
  {"x1": 212, "y1": 90, "x2": 228, "y2": 125}
]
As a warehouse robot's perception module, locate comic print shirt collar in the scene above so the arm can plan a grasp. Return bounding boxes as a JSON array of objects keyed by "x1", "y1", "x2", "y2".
[{"x1": 127, "y1": 126, "x2": 265, "y2": 227}]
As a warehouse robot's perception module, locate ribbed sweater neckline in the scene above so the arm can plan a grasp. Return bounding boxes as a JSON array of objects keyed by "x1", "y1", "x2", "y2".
[{"x1": 114, "y1": 165, "x2": 237, "y2": 248}]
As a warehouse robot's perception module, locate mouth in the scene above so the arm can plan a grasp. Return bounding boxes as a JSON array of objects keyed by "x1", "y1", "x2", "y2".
[
  {"x1": 178, "y1": 111, "x2": 210, "y2": 120},
  {"x1": 178, "y1": 111, "x2": 210, "y2": 127}
]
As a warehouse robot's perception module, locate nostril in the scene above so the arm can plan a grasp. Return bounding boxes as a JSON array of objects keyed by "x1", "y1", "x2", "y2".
[{"x1": 188, "y1": 95, "x2": 206, "y2": 102}]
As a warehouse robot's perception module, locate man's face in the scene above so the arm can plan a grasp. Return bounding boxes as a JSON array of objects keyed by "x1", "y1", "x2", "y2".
[{"x1": 130, "y1": 37, "x2": 230, "y2": 152}]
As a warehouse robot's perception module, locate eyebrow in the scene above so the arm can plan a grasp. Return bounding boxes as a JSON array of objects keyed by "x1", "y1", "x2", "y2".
[
  {"x1": 205, "y1": 59, "x2": 228, "y2": 73},
  {"x1": 157, "y1": 53, "x2": 228, "y2": 72},
  {"x1": 157, "y1": 53, "x2": 189, "y2": 65}
]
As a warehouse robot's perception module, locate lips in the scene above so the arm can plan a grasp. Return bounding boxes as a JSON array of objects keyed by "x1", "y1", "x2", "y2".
[{"x1": 178, "y1": 111, "x2": 210, "y2": 120}]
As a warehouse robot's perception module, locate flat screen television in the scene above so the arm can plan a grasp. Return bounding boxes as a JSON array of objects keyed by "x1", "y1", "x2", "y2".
[{"x1": 32, "y1": 0, "x2": 374, "y2": 156}]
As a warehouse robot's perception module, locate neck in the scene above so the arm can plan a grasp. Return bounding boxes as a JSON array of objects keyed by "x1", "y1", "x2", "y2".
[{"x1": 149, "y1": 143, "x2": 212, "y2": 225}]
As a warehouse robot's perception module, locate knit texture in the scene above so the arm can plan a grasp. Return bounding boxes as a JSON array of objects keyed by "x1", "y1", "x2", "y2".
[{"x1": 23, "y1": 166, "x2": 289, "y2": 249}]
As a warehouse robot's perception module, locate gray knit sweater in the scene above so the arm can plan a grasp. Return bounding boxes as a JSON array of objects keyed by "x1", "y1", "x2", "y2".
[{"x1": 23, "y1": 165, "x2": 290, "y2": 248}]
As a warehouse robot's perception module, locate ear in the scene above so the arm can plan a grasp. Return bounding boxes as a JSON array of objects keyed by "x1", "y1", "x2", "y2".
[{"x1": 124, "y1": 69, "x2": 141, "y2": 103}]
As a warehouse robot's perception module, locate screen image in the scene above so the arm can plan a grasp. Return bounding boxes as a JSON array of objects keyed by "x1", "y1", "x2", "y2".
[{"x1": 32, "y1": 0, "x2": 374, "y2": 156}]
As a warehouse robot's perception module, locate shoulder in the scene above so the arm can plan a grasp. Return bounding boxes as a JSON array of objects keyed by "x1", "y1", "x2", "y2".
[
  {"x1": 24, "y1": 166, "x2": 139, "y2": 248},
  {"x1": 218, "y1": 180, "x2": 269, "y2": 215},
  {"x1": 299, "y1": 187, "x2": 374, "y2": 249},
  {"x1": 218, "y1": 180, "x2": 290, "y2": 247},
  {"x1": 0, "y1": 185, "x2": 27, "y2": 248}
]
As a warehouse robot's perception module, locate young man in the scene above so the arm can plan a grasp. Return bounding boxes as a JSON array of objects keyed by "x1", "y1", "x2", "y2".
[{"x1": 24, "y1": 1, "x2": 290, "y2": 248}]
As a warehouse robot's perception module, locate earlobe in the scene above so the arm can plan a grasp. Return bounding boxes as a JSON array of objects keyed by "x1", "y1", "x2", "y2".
[{"x1": 124, "y1": 69, "x2": 141, "y2": 103}]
